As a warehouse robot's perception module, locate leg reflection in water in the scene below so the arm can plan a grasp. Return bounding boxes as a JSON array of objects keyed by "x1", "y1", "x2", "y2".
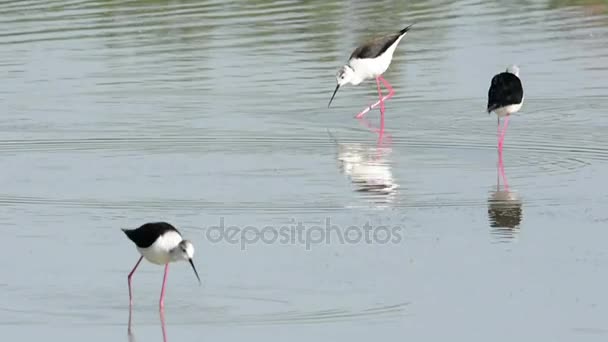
[
  {"x1": 488, "y1": 148, "x2": 523, "y2": 241},
  {"x1": 127, "y1": 306, "x2": 135, "y2": 342},
  {"x1": 356, "y1": 116, "x2": 392, "y2": 148},
  {"x1": 127, "y1": 307, "x2": 169, "y2": 342}
]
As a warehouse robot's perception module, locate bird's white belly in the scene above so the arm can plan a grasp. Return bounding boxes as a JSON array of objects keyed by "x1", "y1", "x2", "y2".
[
  {"x1": 350, "y1": 54, "x2": 393, "y2": 81},
  {"x1": 494, "y1": 101, "x2": 523, "y2": 117},
  {"x1": 138, "y1": 246, "x2": 171, "y2": 265},
  {"x1": 137, "y1": 231, "x2": 182, "y2": 265}
]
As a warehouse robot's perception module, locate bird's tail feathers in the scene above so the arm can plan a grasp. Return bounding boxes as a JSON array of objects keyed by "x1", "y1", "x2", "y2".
[{"x1": 400, "y1": 23, "x2": 416, "y2": 35}]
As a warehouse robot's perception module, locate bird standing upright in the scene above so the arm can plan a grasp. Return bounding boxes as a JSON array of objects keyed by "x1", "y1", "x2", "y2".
[
  {"x1": 122, "y1": 222, "x2": 201, "y2": 310},
  {"x1": 328, "y1": 24, "x2": 414, "y2": 131},
  {"x1": 487, "y1": 65, "x2": 524, "y2": 152}
]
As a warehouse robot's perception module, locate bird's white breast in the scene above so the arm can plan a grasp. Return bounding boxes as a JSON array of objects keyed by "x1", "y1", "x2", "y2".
[
  {"x1": 494, "y1": 101, "x2": 523, "y2": 118},
  {"x1": 137, "y1": 231, "x2": 183, "y2": 265}
]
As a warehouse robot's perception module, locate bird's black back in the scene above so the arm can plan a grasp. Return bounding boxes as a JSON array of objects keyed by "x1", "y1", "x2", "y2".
[
  {"x1": 487, "y1": 72, "x2": 524, "y2": 113},
  {"x1": 349, "y1": 25, "x2": 412, "y2": 60},
  {"x1": 122, "y1": 222, "x2": 181, "y2": 248}
]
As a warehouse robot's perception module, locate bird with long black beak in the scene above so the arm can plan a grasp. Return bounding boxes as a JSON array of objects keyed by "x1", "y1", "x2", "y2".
[
  {"x1": 328, "y1": 24, "x2": 414, "y2": 124},
  {"x1": 122, "y1": 222, "x2": 201, "y2": 310}
]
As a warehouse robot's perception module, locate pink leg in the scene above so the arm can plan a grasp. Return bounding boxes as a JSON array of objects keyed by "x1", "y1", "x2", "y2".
[
  {"x1": 376, "y1": 77, "x2": 385, "y2": 115},
  {"x1": 377, "y1": 76, "x2": 394, "y2": 142},
  {"x1": 496, "y1": 116, "x2": 501, "y2": 187},
  {"x1": 160, "y1": 310, "x2": 168, "y2": 342},
  {"x1": 501, "y1": 167, "x2": 509, "y2": 192},
  {"x1": 128, "y1": 256, "x2": 143, "y2": 306},
  {"x1": 159, "y1": 263, "x2": 169, "y2": 310},
  {"x1": 355, "y1": 116, "x2": 393, "y2": 144},
  {"x1": 498, "y1": 146, "x2": 509, "y2": 191},
  {"x1": 355, "y1": 76, "x2": 395, "y2": 119},
  {"x1": 498, "y1": 115, "x2": 510, "y2": 152},
  {"x1": 128, "y1": 304, "x2": 134, "y2": 336},
  {"x1": 497, "y1": 115, "x2": 510, "y2": 190},
  {"x1": 497, "y1": 117, "x2": 501, "y2": 145},
  {"x1": 379, "y1": 76, "x2": 394, "y2": 95},
  {"x1": 375, "y1": 77, "x2": 386, "y2": 140}
]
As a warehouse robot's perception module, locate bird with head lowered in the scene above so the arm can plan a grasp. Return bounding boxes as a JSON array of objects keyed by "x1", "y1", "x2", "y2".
[
  {"x1": 328, "y1": 24, "x2": 414, "y2": 128},
  {"x1": 122, "y1": 221, "x2": 201, "y2": 310}
]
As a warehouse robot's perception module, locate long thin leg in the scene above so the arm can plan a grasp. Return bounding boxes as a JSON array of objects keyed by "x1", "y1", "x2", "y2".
[
  {"x1": 497, "y1": 117, "x2": 501, "y2": 147},
  {"x1": 498, "y1": 146, "x2": 509, "y2": 191},
  {"x1": 160, "y1": 310, "x2": 168, "y2": 342},
  {"x1": 128, "y1": 256, "x2": 143, "y2": 306},
  {"x1": 128, "y1": 304, "x2": 134, "y2": 338},
  {"x1": 355, "y1": 76, "x2": 396, "y2": 119},
  {"x1": 355, "y1": 116, "x2": 393, "y2": 144},
  {"x1": 375, "y1": 77, "x2": 386, "y2": 140},
  {"x1": 498, "y1": 115, "x2": 510, "y2": 191},
  {"x1": 379, "y1": 76, "x2": 394, "y2": 96},
  {"x1": 495, "y1": 115, "x2": 511, "y2": 191},
  {"x1": 498, "y1": 115, "x2": 510, "y2": 152},
  {"x1": 376, "y1": 77, "x2": 385, "y2": 115},
  {"x1": 378, "y1": 76, "x2": 394, "y2": 143},
  {"x1": 159, "y1": 263, "x2": 169, "y2": 310},
  {"x1": 496, "y1": 160, "x2": 500, "y2": 191},
  {"x1": 497, "y1": 116, "x2": 501, "y2": 182}
]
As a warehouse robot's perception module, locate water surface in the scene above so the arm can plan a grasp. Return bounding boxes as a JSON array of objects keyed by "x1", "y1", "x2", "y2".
[{"x1": 1, "y1": 0, "x2": 608, "y2": 341}]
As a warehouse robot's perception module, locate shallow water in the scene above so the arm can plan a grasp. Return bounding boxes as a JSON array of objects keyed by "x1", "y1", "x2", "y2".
[{"x1": 1, "y1": 0, "x2": 608, "y2": 341}]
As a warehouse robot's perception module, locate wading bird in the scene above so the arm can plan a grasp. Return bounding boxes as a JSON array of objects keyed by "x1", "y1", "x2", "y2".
[
  {"x1": 487, "y1": 65, "x2": 524, "y2": 152},
  {"x1": 328, "y1": 24, "x2": 414, "y2": 129},
  {"x1": 122, "y1": 222, "x2": 201, "y2": 309}
]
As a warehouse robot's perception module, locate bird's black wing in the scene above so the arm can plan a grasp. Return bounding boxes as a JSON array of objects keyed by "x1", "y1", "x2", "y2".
[
  {"x1": 487, "y1": 72, "x2": 524, "y2": 113},
  {"x1": 122, "y1": 222, "x2": 180, "y2": 248},
  {"x1": 349, "y1": 25, "x2": 412, "y2": 60}
]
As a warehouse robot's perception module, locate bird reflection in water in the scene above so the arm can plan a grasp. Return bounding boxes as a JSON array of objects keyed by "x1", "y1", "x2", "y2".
[
  {"x1": 329, "y1": 123, "x2": 398, "y2": 206},
  {"x1": 128, "y1": 306, "x2": 168, "y2": 342},
  {"x1": 356, "y1": 114, "x2": 392, "y2": 147},
  {"x1": 487, "y1": 148, "x2": 523, "y2": 241}
]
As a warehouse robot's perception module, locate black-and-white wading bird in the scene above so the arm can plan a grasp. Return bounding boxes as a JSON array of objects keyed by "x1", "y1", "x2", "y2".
[
  {"x1": 122, "y1": 222, "x2": 201, "y2": 310},
  {"x1": 487, "y1": 65, "x2": 524, "y2": 152},
  {"x1": 328, "y1": 24, "x2": 414, "y2": 127}
]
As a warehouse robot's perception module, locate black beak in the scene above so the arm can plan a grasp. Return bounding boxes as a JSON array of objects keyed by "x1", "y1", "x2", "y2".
[
  {"x1": 328, "y1": 84, "x2": 340, "y2": 108},
  {"x1": 188, "y1": 258, "x2": 201, "y2": 285}
]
